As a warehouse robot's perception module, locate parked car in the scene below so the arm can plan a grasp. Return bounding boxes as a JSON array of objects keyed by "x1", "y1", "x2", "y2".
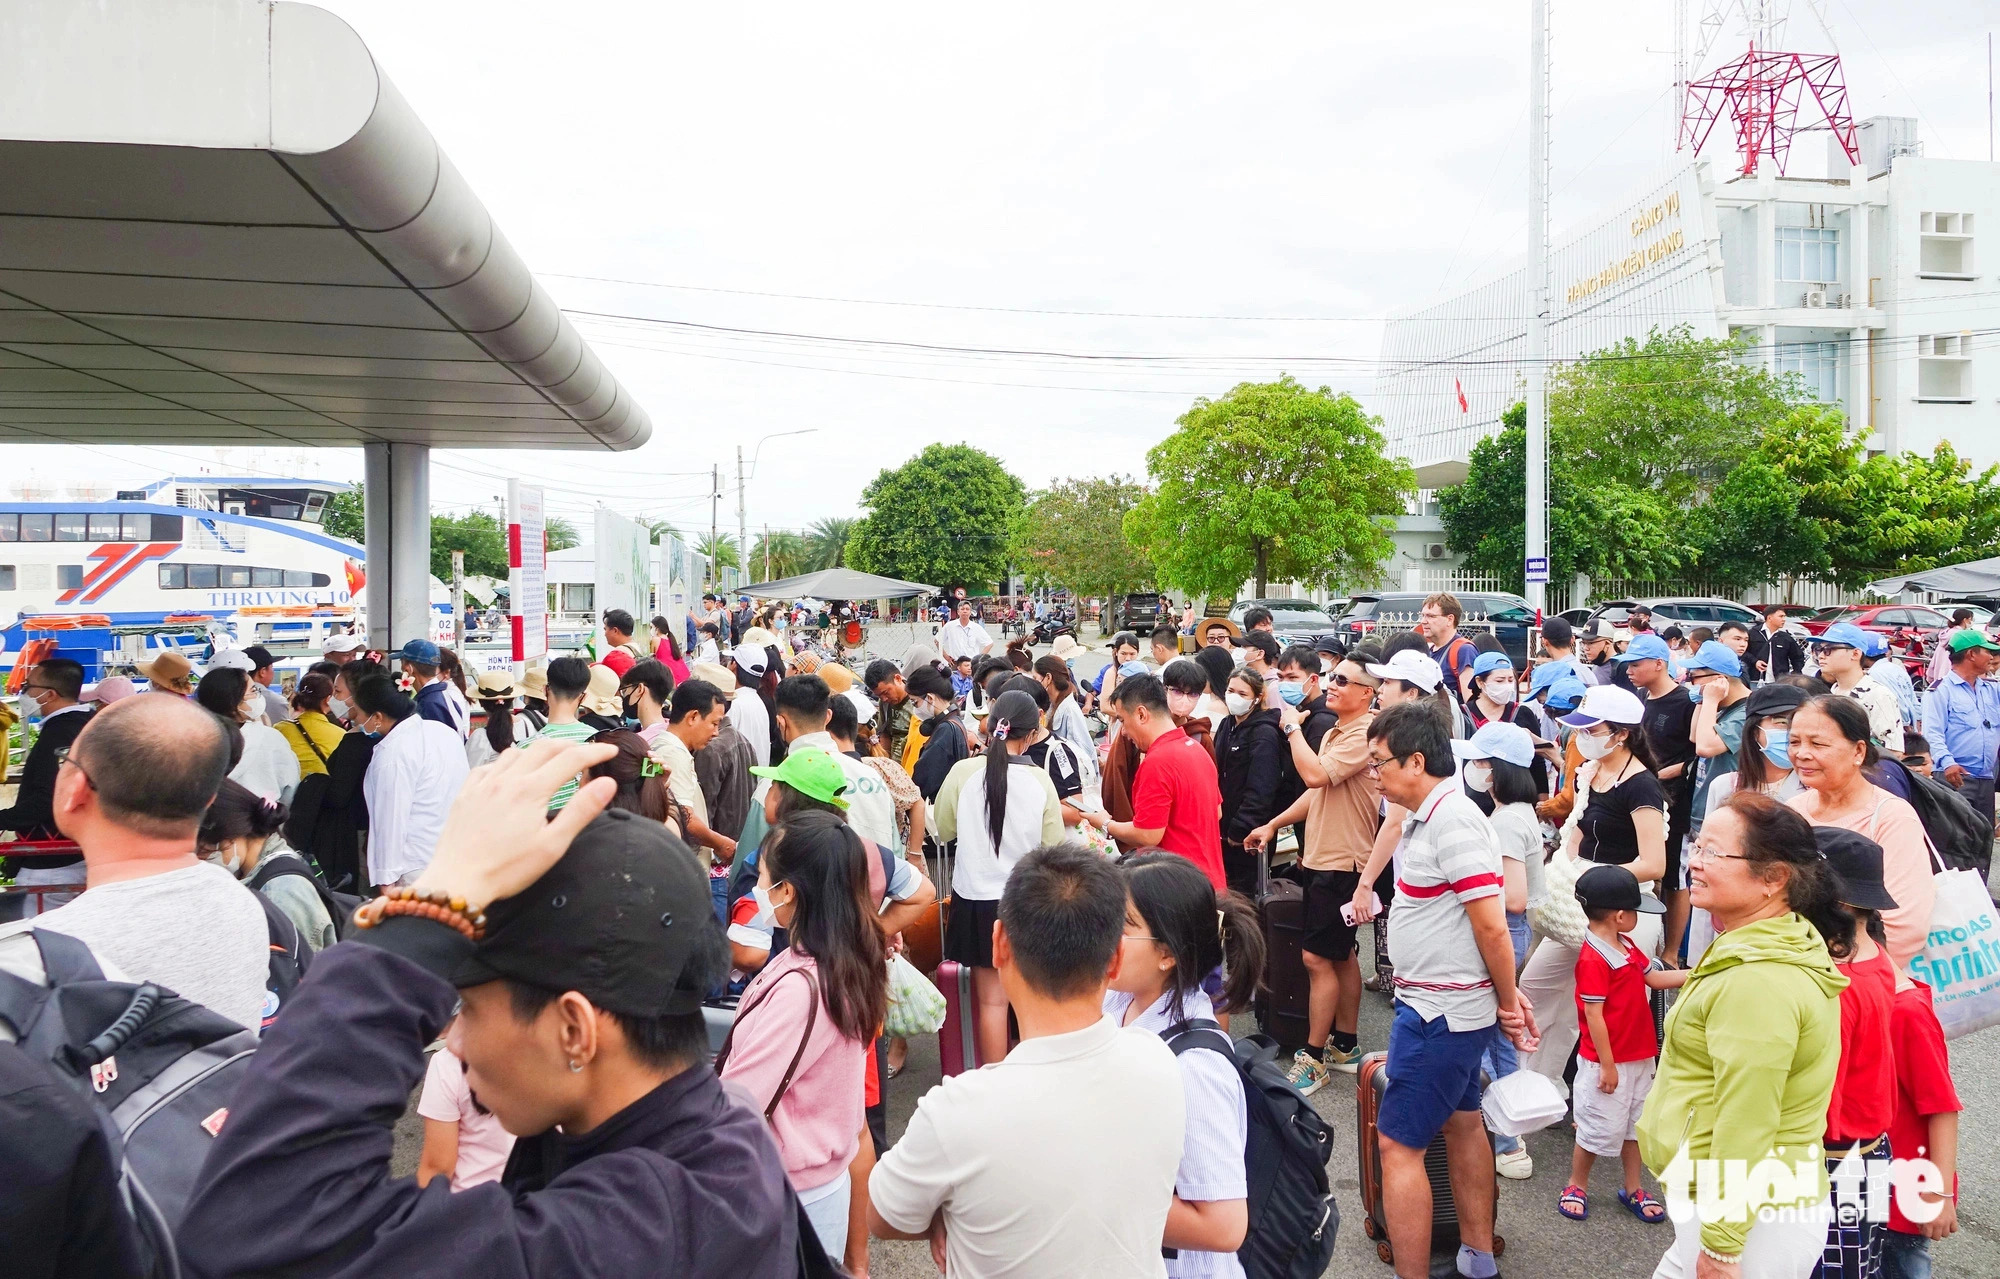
[
  {"x1": 1798, "y1": 604, "x2": 1952, "y2": 639},
  {"x1": 1929, "y1": 601, "x2": 1997, "y2": 627},
  {"x1": 1558, "y1": 607, "x2": 1593, "y2": 628},
  {"x1": 1583, "y1": 597, "x2": 1761, "y2": 634},
  {"x1": 1111, "y1": 592, "x2": 1162, "y2": 632},
  {"x1": 1228, "y1": 598, "x2": 1344, "y2": 651},
  {"x1": 1332, "y1": 591, "x2": 1538, "y2": 665}
]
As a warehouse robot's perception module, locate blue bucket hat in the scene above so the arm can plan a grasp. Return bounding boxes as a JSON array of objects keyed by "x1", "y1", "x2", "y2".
[
  {"x1": 1682, "y1": 640, "x2": 1743, "y2": 679},
  {"x1": 1471, "y1": 651, "x2": 1515, "y2": 679},
  {"x1": 1530, "y1": 659, "x2": 1577, "y2": 696},
  {"x1": 1545, "y1": 676, "x2": 1589, "y2": 714},
  {"x1": 1813, "y1": 621, "x2": 1870, "y2": 651},
  {"x1": 1614, "y1": 633, "x2": 1673, "y2": 664}
]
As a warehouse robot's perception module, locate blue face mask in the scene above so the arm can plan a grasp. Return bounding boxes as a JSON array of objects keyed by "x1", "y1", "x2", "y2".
[
  {"x1": 1687, "y1": 683, "x2": 1704, "y2": 703},
  {"x1": 1276, "y1": 680, "x2": 1307, "y2": 706},
  {"x1": 1763, "y1": 728, "x2": 1792, "y2": 770}
]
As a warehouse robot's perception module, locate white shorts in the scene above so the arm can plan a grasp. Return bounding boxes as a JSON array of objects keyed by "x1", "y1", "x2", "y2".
[{"x1": 1572, "y1": 1055, "x2": 1657, "y2": 1158}]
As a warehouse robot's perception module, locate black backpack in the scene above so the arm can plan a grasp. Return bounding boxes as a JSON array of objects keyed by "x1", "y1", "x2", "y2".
[
  {"x1": 0, "y1": 928, "x2": 259, "y2": 1279},
  {"x1": 247, "y1": 850, "x2": 362, "y2": 941},
  {"x1": 1879, "y1": 758, "x2": 1990, "y2": 871},
  {"x1": 1167, "y1": 1022, "x2": 1339, "y2": 1279}
]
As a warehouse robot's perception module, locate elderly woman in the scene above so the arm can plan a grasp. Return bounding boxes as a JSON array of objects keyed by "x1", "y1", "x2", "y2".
[
  {"x1": 1638, "y1": 791, "x2": 1844, "y2": 1279},
  {"x1": 1785, "y1": 695, "x2": 1935, "y2": 970}
]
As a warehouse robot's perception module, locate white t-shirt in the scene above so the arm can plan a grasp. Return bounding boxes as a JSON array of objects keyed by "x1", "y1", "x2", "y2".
[
  {"x1": 2, "y1": 860, "x2": 269, "y2": 1033},
  {"x1": 933, "y1": 755, "x2": 1065, "y2": 902},
  {"x1": 788, "y1": 732, "x2": 899, "y2": 852},
  {"x1": 231, "y1": 721, "x2": 302, "y2": 804},
  {"x1": 1103, "y1": 989, "x2": 1248, "y2": 1279},
  {"x1": 870, "y1": 1015, "x2": 1185, "y2": 1279},
  {"x1": 730, "y1": 687, "x2": 771, "y2": 768},
  {"x1": 938, "y1": 618, "x2": 993, "y2": 662},
  {"x1": 1489, "y1": 801, "x2": 1544, "y2": 912}
]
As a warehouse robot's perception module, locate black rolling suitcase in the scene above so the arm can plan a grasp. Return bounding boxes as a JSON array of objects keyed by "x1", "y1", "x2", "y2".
[{"x1": 1252, "y1": 848, "x2": 1310, "y2": 1054}]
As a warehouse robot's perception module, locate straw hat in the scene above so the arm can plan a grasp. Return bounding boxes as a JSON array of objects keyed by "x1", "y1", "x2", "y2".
[
  {"x1": 474, "y1": 669, "x2": 517, "y2": 700},
  {"x1": 1049, "y1": 633, "x2": 1083, "y2": 661},
  {"x1": 691, "y1": 661, "x2": 738, "y2": 693},
  {"x1": 818, "y1": 663, "x2": 855, "y2": 694},
  {"x1": 1197, "y1": 616, "x2": 1241, "y2": 641},
  {"x1": 741, "y1": 626, "x2": 781, "y2": 649},
  {"x1": 582, "y1": 664, "x2": 623, "y2": 716},
  {"x1": 518, "y1": 664, "x2": 548, "y2": 700},
  {"x1": 136, "y1": 649, "x2": 194, "y2": 690}
]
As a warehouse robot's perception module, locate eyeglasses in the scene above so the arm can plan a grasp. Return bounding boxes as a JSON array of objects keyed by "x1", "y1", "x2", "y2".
[
  {"x1": 1365, "y1": 752, "x2": 1411, "y2": 775},
  {"x1": 53, "y1": 746, "x2": 93, "y2": 788},
  {"x1": 1121, "y1": 931, "x2": 1164, "y2": 945},
  {"x1": 1687, "y1": 844, "x2": 1750, "y2": 864}
]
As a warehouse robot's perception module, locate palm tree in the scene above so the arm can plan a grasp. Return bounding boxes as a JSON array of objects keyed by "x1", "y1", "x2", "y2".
[
  {"x1": 806, "y1": 517, "x2": 857, "y2": 570},
  {"x1": 646, "y1": 518, "x2": 680, "y2": 545},
  {"x1": 752, "y1": 530, "x2": 811, "y2": 582},
  {"x1": 693, "y1": 532, "x2": 739, "y2": 576}
]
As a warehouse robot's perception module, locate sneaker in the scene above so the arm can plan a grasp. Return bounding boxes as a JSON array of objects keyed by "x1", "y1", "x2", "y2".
[
  {"x1": 1283, "y1": 1049, "x2": 1331, "y2": 1097},
  {"x1": 1495, "y1": 1146, "x2": 1535, "y2": 1180},
  {"x1": 1323, "y1": 1042, "x2": 1362, "y2": 1074}
]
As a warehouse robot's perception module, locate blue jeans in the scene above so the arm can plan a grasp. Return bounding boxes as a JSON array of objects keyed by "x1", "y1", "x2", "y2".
[
  {"x1": 710, "y1": 873, "x2": 729, "y2": 927},
  {"x1": 1880, "y1": 1230, "x2": 1930, "y2": 1279},
  {"x1": 1485, "y1": 912, "x2": 1533, "y2": 1154}
]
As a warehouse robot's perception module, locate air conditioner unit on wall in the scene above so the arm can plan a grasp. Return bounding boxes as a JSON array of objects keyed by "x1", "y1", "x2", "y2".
[
  {"x1": 1424, "y1": 543, "x2": 1450, "y2": 561},
  {"x1": 1803, "y1": 289, "x2": 1827, "y2": 307}
]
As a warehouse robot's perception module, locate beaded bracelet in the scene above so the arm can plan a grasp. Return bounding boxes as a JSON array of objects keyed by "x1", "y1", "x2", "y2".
[{"x1": 353, "y1": 887, "x2": 488, "y2": 941}]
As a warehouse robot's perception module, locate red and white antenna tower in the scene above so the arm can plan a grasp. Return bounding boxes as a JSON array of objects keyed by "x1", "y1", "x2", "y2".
[{"x1": 1676, "y1": 0, "x2": 1858, "y2": 175}]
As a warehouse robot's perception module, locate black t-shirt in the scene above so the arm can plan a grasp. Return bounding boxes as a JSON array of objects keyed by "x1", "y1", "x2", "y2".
[
  {"x1": 1579, "y1": 766, "x2": 1668, "y2": 866},
  {"x1": 1641, "y1": 688, "x2": 1698, "y2": 774},
  {"x1": 1025, "y1": 738, "x2": 1085, "y2": 803}
]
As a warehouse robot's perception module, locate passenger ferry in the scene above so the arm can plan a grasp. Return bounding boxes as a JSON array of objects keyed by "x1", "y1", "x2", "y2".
[{"x1": 0, "y1": 477, "x2": 365, "y2": 683}]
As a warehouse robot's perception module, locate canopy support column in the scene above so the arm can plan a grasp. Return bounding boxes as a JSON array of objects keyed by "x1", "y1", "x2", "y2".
[{"x1": 363, "y1": 442, "x2": 432, "y2": 653}]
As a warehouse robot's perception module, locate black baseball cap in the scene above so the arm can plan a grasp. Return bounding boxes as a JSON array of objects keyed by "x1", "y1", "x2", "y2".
[
  {"x1": 1312, "y1": 633, "x2": 1346, "y2": 657},
  {"x1": 1575, "y1": 863, "x2": 1665, "y2": 914},
  {"x1": 242, "y1": 644, "x2": 276, "y2": 669},
  {"x1": 1813, "y1": 826, "x2": 1900, "y2": 912},
  {"x1": 450, "y1": 809, "x2": 720, "y2": 1017},
  {"x1": 1541, "y1": 616, "x2": 1574, "y2": 648}
]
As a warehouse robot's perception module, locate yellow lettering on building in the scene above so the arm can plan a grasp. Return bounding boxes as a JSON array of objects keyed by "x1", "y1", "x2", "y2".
[
  {"x1": 1566, "y1": 228, "x2": 1686, "y2": 305},
  {"x1": 1629, "y1": 191, "x2": 1682, "y2": 239}
]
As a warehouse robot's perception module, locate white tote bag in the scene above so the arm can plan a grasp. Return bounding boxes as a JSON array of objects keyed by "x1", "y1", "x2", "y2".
[{"x1": 1913, "y1": 841, "x2": 2000, "y2": 1040}]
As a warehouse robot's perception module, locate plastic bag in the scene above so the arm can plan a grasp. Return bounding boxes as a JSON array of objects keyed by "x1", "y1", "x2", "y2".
[
  {"x1": 1911, "y1": 848, "x2": 2000, "y2": 1040},
  {"x1": 883, "y1": 951, "x2": 948, "y2": 1038}
]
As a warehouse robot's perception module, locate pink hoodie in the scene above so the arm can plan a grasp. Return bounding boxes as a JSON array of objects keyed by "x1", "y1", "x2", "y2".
[{"x1": 719, "y1": 948, "x2": 866, "y2": 1191}]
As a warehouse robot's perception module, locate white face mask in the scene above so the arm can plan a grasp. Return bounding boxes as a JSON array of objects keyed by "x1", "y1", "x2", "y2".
[
  {"x1": 329, "y1": 696, "x2": 349, "y2": 719},
  {"x1": 1484, "y1": 675, "x2": 1517, "y2": 704},
  {"x1": 1464, "y1": 763, "x2": 1493, "y2": 793},
  {"x1": 1225, "y1": 692, "x2": 1254, "y2": 717},
  {"x1": 750, "y1": 884, "x2": 778, "y2": 929},
  {"x1": 1575, "y1": 729, "x2": 1617, "y2": 760}
]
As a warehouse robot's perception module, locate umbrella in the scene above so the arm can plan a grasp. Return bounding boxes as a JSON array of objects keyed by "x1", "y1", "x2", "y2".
[
  {"x1": 741, "y1": 567, "x2": 939, "y2": 599},
  {"x1": 1866, "y1": 556, "x2": 2000, "y2": 597}
]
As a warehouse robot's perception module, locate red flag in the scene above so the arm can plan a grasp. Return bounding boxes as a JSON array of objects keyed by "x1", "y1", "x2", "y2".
[
  {"x1": 344, "y1": 560, "x2": 366, "y2": 595},
  {"x1": 1454, "y1": 377, "x2": 1469, "y2": 413}
]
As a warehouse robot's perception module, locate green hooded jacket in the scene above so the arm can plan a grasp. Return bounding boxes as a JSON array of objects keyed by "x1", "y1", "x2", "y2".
[{"x1": 1636, "y1": 911, "x2": 1847, "y2": 1257}]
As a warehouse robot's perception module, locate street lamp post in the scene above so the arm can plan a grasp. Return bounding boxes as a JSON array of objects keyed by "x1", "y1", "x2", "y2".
[{"x1": 738, "y1": 428, "x2": 817, "y2": 587}]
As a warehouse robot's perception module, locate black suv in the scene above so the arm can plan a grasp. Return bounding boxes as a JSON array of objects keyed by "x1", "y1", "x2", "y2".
[
  {"x1": 1229, "y1": 598, "x2": 1343, "y2": 651},
  {"x1": 1111, "y1": 592, "x2": 1162, "y2": 632},
  {"x1": 1333, "y1": 591, "x2": 1538, "y2": 665}
]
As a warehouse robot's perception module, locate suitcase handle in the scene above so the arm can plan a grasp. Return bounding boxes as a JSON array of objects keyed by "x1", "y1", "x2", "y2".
[{"x1": 63, "y1": 983, "x2": 159, "y2": 1072}]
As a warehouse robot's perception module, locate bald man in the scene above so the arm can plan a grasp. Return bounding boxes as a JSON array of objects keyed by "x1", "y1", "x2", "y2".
[{"x1": 0, "y1": 694, "x2": 272, "y2": 1032}]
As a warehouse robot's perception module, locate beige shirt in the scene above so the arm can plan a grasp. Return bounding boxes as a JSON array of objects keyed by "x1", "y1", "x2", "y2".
[
  {"x1": 1301, "y1": 711, "x2": 1381, "y2": 872},
  {"x1": 643, "y1": 725, "x2": 708, "y2": 825}
]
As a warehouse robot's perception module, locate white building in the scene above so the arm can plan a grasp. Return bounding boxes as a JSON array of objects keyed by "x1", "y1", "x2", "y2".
[{"x1": 1376, "y1": 118, "x2": 1999, "y2": 485}]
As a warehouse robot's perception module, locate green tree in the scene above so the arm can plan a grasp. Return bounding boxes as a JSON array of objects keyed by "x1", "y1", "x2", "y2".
[
  {"x1": 750, "y1": 530, "x2": 811, "y2": 581},
  {"x1": 646, "y1": 518, "x2": 681, "y2": 544},
  {"x1": 1839, "y1": 443, "x2": 2000, "y2": 587},
  {"x1": 429, "y1": 510, "x2": 510, "y2": 580},
  {"x1": 845, "y1": 444, "x2": 1026, "y2": 589},
  {"x1": 1013, "y1": 475, "x2": 1155, "y2": 600},
  {"x1": 1694, "y1": 405, "x2": 1856, "y2": 589},
  {"x1": 694, "y1": 532, "x2": 740, "y2": 579},
  {"x1": 545, "y1": 516, "x2": 580, "y2": 553},
  {"x1": 323, "y1": 485, "x2": 364, "y2": 542},
  {"x1": 1125, "y1": 377, "x2": 1413, "y2": 599},
  {"x1": 805, "y1": 517, "x2": 857, "y2": 570}
]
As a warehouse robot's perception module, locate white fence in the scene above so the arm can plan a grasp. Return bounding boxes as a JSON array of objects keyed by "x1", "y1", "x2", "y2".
[{"x1": 1404, "y1": 570, "x2": 1867, "y2": 617}]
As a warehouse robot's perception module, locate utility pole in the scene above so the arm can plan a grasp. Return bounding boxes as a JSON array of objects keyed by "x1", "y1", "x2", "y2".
[
  {"x1": 764, "y1": 522, "x2": 771, "y2": 580},
  {"x1": 1524, "y1": 0, "x2": 1551, "y2": 615},
  {"x1": 710, "y1": 464, "x2": 720, "y2": 589},
  {"x1": 737, "y1": 444, "x2": 748, "y2": 586}
]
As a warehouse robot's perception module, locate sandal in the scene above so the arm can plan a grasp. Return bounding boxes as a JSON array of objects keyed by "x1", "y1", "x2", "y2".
[
  {"x1": 1558, "y1": 1185, "x2": 1589, "y2": 1221},
  {"x1": 1619, "y1": 1188, "x2": 1666, "y2": 1223}
]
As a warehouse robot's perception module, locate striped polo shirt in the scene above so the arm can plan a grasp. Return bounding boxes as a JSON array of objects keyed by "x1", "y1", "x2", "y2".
[{"x1": 1388, "y1": 778, "x2": 1505, "y2": 1031}]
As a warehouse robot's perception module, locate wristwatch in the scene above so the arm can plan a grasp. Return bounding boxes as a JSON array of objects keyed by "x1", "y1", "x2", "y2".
[{"x1": 1283, "y1": 720, "x2": 1300, "y2": 735}]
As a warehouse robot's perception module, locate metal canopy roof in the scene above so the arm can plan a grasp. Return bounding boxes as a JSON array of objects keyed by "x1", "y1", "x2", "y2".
[{"x1": 0, "y1": 0, "x2": 650, "y2": 451}]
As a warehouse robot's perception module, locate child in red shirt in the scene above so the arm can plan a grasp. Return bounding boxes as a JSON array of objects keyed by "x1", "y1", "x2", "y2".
[
  {"x1": 1559, "y1": 865, "x2": 1685, "y2": 1225},
  {"x1": 1881, "y1": 979, "x2": 1960, "y2": 1279}
]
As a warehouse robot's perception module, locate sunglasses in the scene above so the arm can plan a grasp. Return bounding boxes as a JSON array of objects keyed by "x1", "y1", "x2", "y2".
[{"x1": 1328, "y1": 673, "x2": 1378, "y2": 690}]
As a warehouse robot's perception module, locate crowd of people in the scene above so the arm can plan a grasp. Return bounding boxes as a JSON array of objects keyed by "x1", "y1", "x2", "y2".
[{"x1": 0, "y1": 586, "x2": 1990, "y2": 1279}]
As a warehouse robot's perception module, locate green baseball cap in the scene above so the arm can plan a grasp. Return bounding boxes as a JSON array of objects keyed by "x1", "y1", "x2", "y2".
[
  {"x1": 750, "y1": 747, "x2": 850, "y2": 809},
  {"x1": 1948, "y1": 629, "x2": 2000, "y2": 655}
]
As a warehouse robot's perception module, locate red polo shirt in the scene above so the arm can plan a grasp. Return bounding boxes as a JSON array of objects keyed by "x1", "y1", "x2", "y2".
[
  {"x1": 1826, "y1": 950, "x2": 1897, "y2": 1143},
  {"x1": 1130, "y1": 725, "x2": 1226, "y2": 890},
  {"x1": 1888, "y1": 981, "x2": 1960, "y2": 1233}
]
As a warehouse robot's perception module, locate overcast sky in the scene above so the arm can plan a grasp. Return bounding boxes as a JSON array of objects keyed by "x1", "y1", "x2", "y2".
[{"x1": 7, "y1": 0, "x2": 1991, "y2": 540}]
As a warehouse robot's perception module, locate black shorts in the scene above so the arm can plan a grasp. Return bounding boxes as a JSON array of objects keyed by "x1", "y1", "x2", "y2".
[{"x1": 1301, "y1": 867, "x2": 1362, "y2": 961}]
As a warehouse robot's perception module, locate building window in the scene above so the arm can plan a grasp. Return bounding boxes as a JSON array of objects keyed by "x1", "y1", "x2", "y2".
[
  {"x1": 1777, "y1": 341, "x2": 1842, "y2": 402},
  {"x1": 56, "y1": 564, "x2": 84, "y2": 591},
  {"x1": 560, "y1": 583, "x2": 594, "y2": 613},
  {"x1": 1916, "y1": 334, "x2": 1973, "y2": 401},
  {"x1": 1919, "y1": 212, "x2": 1975, "y2": 278},
  {"x1": 0, "y1": 566, "x2": 13, "y2": 591},
  {"x1": 1776, "y1": 226, "x2": 1840, "y2": 283}
]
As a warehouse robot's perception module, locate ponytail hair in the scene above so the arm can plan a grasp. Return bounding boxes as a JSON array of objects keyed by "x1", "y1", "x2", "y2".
[
  {"x1": 983, "y1": 689, "x2": 1042, "y2": 853},
  {"x1": 1119, "y1": 851, "x2": 1267, "y2": 1018},
  {"x1": 200, "y1": 778, "x2": 289, "y2": 848}
]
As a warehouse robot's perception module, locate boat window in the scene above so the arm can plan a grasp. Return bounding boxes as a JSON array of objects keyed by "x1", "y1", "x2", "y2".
[
  {"x1": 0, "y1": 515, "x2": 15, "y2": 542},
  {"x1": 304, "y1": 493, "x2": 327, "y2": 524},
  {"x1": 159, "y1": 564, "x2": 187, "y2": 589},
  {"x1": 251, "y1": 568, "x2": 282, "y2": 587},
  {"x1": 20, "y1": 514, "x2": 52, "y2": 541},
  {"x1": 188, "y1": 564, "x2": 219, "y2": 588},
  {"x1": 222, "y1": 566, "x2": 252, "y2": 588},
  {"x1": 88, "y1": 514, "x2": 122, "y2": 540},
  {"x1": 265, "y1": 504, "x2": 303, "y2": 521},
  {"x1": 0, "y1": 566, "x2": 13, "y2": 591},
  {"x1": 148, "y1": 514, "x2": 183, "y2": 541},
  {"x1": 57, "y1": 564, "x2": 84, "y2": 590},
  {"x1": 55, "y1": 513, "x2": 87, "y2": 541},
  {"x1": 122, "y1": 515, "x2": 151, "y2": 540}
]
